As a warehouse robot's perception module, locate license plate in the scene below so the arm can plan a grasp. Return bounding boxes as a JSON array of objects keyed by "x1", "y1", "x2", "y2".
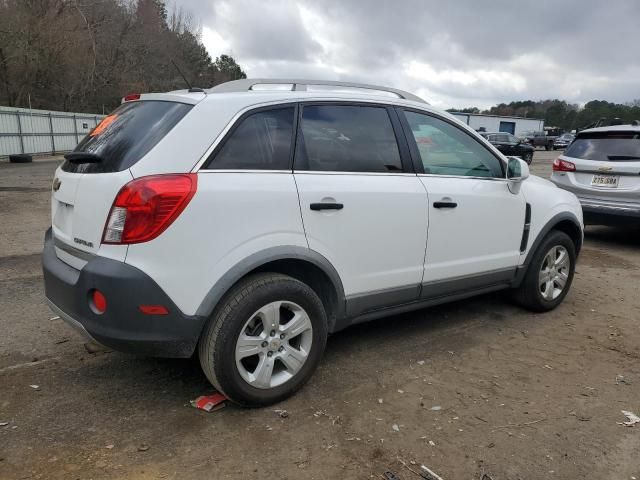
[{"x1": 591, "y1": 175, "x2": 619, "y2": 188}]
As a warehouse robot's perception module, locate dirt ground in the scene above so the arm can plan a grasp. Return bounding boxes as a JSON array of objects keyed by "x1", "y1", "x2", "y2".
[{"x1": 1, "y1": 151, "x2": 639, "y2": 480}]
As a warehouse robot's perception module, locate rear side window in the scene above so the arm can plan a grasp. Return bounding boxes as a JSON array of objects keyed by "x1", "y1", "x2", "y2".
[
  {"x1": 564, "y1": 131, "x2": 640, "y2": 161},
  {"x1": 205, "y1": 107, "x2": 295, "y2": 170},
  {"x1": 295, "y1": 105, "x2": 403, "y2": 172},
  {"x1": 403, "y1": 111, "x2": 503, "y2": 177},
  {"x1": 63, "y1": 101, "x2": 192, "y2": 173}
]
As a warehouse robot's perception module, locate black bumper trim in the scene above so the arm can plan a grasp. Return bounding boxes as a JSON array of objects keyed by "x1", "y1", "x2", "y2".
[
  {"x1": 582, "y1": 208, "x2": 640, "y2": 226},
  {"x1": 42, "y1": 228, "x2": 206, "y2": 358},
  {"x1": 582, "y1": 205, "x2": 640, "y2": 218}
]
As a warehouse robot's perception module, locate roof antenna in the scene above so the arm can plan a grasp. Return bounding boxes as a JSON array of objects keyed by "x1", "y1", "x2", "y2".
[{"x1": 171, "y1": 59, "x2": 204, "y2": 93}]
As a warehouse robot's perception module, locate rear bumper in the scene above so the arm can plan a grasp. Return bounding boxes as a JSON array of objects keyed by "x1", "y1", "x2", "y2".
[
  {"x1": 550, "y1": 175, "x2": 640, "y2": 224},
  {"x1": 579, "y1": 199, "x2": 640, "y2": 225},
  {"x1": 42, "y1": 228, "x2": 206, "y2": 358}
]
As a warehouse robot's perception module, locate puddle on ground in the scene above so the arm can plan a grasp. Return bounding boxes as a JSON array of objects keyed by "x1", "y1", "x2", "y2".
[
  {"x1": 579, "y1": 248, "x2": 635, "y2": 270},
  {"x1": 0, "y1": 186, "x2": 50, "y2": 192}
]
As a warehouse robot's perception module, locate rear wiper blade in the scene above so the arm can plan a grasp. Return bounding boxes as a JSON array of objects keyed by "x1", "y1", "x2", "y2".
[
  {"x1": 64, "y1": 152, "x2": 102, "y2": 164},
  {"x1": 384, "y1": 164, "x2": 403, "y2": 171},
  {"x1": 607, "y1": 155, "x2": 640, "y2": 160}
]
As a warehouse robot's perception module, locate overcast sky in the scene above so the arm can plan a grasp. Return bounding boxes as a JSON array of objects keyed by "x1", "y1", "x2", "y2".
[{"x1": 173, "y1": 0, "x2": 640, "y2": 109}]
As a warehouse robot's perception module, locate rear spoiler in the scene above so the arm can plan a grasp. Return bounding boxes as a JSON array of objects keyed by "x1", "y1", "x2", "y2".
[{"x1": 120, "y1": 92, "x2": 205, "y2": 105}]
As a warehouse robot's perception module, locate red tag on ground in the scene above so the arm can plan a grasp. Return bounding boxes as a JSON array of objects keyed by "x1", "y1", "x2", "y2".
[{"x1": 192, "y1": 393, "x2": 227, "y2": 412}]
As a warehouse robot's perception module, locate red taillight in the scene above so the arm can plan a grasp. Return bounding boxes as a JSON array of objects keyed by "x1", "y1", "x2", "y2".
[
  {"x1": 91, "y1": 289, "x2": 107, "y2": 314},
  {"x1": 552, "y1": 158, "x2": 576, "y2": 172},
  {"x1": 138, "y1": 305, "x2": 169, "y2": 315},
  {"x1": 122, "y1": 93, "x2": 141, "y2": 102},
  {"x1": 102, "y1": 174, "x2": 197, "y2": 245}
]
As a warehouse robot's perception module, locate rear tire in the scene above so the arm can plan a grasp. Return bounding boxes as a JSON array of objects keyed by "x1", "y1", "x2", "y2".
[
  {"x1": 198, "y1": 273, "x2": 328, "y2": 407},
  {"x1": 9, "y1": 154, "x2": 32, "y2": 163},
  {"x1": 513, "y1": 230, "x2": 576, "y2": 312},
  {"x1": 523, "y1": 152, "x2": 533, "y2": 164}
]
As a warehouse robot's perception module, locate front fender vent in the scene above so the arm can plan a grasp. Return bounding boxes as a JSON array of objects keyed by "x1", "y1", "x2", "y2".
[{"x1": 519, "y1": 203, "x2": 532, "y2": 253}]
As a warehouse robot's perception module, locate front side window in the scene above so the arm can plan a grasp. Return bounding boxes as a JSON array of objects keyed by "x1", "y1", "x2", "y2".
[
  {"x1": 295, "y1": 105, "x2": 403, "y2": 172},
  {"x1": 207, "y1": 107, "x2": 295, "y2": 170},
  {"x1": 403, "y1": 111, "x2": 504, "y2": 177}
]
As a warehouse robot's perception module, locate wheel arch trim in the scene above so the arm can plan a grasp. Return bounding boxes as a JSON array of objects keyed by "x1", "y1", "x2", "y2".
[
  {"x1": 195, "y1": 246, "x2": 346, "y2": 320},
  {"x1": 513, "y1": 211, "x2": 582, "y2": 287}
]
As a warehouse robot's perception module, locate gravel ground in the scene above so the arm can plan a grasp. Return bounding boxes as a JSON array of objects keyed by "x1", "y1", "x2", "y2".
[{"x1": 1, "y1": 151, "x2": 639, "y2": 480}]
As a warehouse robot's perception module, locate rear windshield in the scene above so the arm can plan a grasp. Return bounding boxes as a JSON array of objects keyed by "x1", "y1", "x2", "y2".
[
  {"x1": 564, "y1": 131, "x2": 640, "y2": 161},
  {"x1": 62, "y1": 101, "x2": 192, "y2": 173}
]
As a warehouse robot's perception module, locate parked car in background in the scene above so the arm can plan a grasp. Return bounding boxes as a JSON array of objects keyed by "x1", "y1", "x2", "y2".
[
  {"x1": 523, "y1": 131, "x2": 558, "y2": 150},
  {"x1": 550, "y1": 124, "x2": 640, "y2": 225},
  {"x1": 480, "y1": 132, "x2": 535, "y2": 164},
  {"x1": 42, "y1": 79, "x2": 584, "y2": 406},
  {"x1": 553, "y1": 133, "x2": 575, "y2": 150}
]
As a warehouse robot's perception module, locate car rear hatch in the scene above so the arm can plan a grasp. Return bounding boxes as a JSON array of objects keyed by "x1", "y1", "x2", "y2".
[
  {"x1": 51, "y1": 99, "x2": 194, "y2": 269},
  {"x1": 560, "y1": 130, "x2": 640, "y2": 204}
]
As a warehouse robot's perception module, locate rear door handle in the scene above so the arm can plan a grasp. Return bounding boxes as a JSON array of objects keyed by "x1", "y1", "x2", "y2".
[
  {"x1": 310, "y1": 202, "x2": 344, "y2": 211},
  {"x1": 433, "y1": 201, "x2": 457, "y2": 209}
]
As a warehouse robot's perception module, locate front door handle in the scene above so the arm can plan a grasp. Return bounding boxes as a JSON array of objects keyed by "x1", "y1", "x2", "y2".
[
  {"x1": 310, "y1": 202, "x2": 344, "y2": 211},
  {"x1": 433, "y1": 201, "x2": 457, "y2": 209}
]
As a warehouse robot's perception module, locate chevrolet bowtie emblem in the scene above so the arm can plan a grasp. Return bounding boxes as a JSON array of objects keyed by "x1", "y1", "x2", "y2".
[
  {"x1": 52, "y1": 178, "x2": 61, "y2": 192},
  {"x1": 597, "y1": 166, "x2": 612, "y2": 172}
]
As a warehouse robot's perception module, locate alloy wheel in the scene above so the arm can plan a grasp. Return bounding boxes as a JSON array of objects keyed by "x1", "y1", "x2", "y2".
[
  {"x1": 538, "y1": 245, "x2": 570, "y2": 301},
  {"x1": 234, "y1": 301, "x2": 313, "y2": 389}
]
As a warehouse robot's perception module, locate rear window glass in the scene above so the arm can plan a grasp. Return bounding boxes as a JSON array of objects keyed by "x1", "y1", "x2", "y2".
[
  {"x1": 62, "y1": 101, "x2": 192, "y2": 173},
  {"x1": 564, "y1": 131, "x2": 640, "y2": 161},
  {"x1": 205, "y1": 107, "x2": 295, "y2": 170},
  {"x1": 295, "y1": 105, "x2": 402, "y2": 172}
]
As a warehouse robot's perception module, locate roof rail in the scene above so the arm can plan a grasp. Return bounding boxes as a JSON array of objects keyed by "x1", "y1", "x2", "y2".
[{"x1": 207, "y1": 79, "x2": 427, "y2": 103}]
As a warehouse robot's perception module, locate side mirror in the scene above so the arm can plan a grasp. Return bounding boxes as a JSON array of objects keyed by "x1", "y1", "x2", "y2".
[{"x1": 506, "y1": 157, "x2": 530, "y2": 194}]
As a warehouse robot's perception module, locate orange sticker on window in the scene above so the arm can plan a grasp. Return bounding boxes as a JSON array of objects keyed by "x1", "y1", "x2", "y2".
[
  {"x1": 90, "y1": 114, "x2": 118, "y2": 137},
  {"x1": 416, "y1": 136, "x2": 433, "y2": 145}
]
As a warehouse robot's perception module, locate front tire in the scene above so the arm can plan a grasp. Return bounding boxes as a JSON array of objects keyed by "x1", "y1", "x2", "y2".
[
  {"x1": 198, "y1": 273, "x2": 328, "y2": 407},
  {"x1": 513, "y1": 230, "x2": 576, "y2": 312},
  {"x1": 523, "y1": 151, "x2": 533, "y2": 164}
]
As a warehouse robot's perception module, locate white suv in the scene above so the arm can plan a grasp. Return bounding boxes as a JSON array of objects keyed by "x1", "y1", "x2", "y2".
[{"x1": 43, "y1": 79, "x2": 584, "y2": 406}]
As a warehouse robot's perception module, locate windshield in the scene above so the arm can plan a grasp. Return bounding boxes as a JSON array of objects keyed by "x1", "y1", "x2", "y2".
[
  {"x1": 564, "y1": 131, "x2": 640, "y2": 161},
  {"x1": 62, "y1": 101, "x2": 192, "y2": 173}
]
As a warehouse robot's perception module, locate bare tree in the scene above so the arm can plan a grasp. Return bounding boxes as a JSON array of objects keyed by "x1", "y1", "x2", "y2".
[{"x1": 0, "y1": 0, "x2": 246, "y2": 113}]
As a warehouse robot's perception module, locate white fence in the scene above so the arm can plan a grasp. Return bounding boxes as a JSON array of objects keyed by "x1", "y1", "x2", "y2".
[{"x1": 0, "y1": 106, "x2": 105, "y2": 157}]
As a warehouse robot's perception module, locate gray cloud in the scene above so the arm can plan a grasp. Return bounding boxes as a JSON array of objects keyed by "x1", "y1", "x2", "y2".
[{"x1": 174, "y1": 0, "x2": 640, "y2": 108}]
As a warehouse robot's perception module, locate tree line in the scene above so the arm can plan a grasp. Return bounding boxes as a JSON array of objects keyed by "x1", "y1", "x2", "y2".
[
  {"x1": 0, "y1": 0, "x2": 246, "y2": 114},
  {"x1": 448, "y1": 99, "x2": 640, "y2": 131}
]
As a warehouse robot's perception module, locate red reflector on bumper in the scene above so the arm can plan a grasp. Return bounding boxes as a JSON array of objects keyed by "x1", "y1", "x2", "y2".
[
  {"x1": 138, "y1": 305, "x2": 169, "y2": 315},
  {"x1": 91, "y1": 289, "x2": 107, "y2": 314}
]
